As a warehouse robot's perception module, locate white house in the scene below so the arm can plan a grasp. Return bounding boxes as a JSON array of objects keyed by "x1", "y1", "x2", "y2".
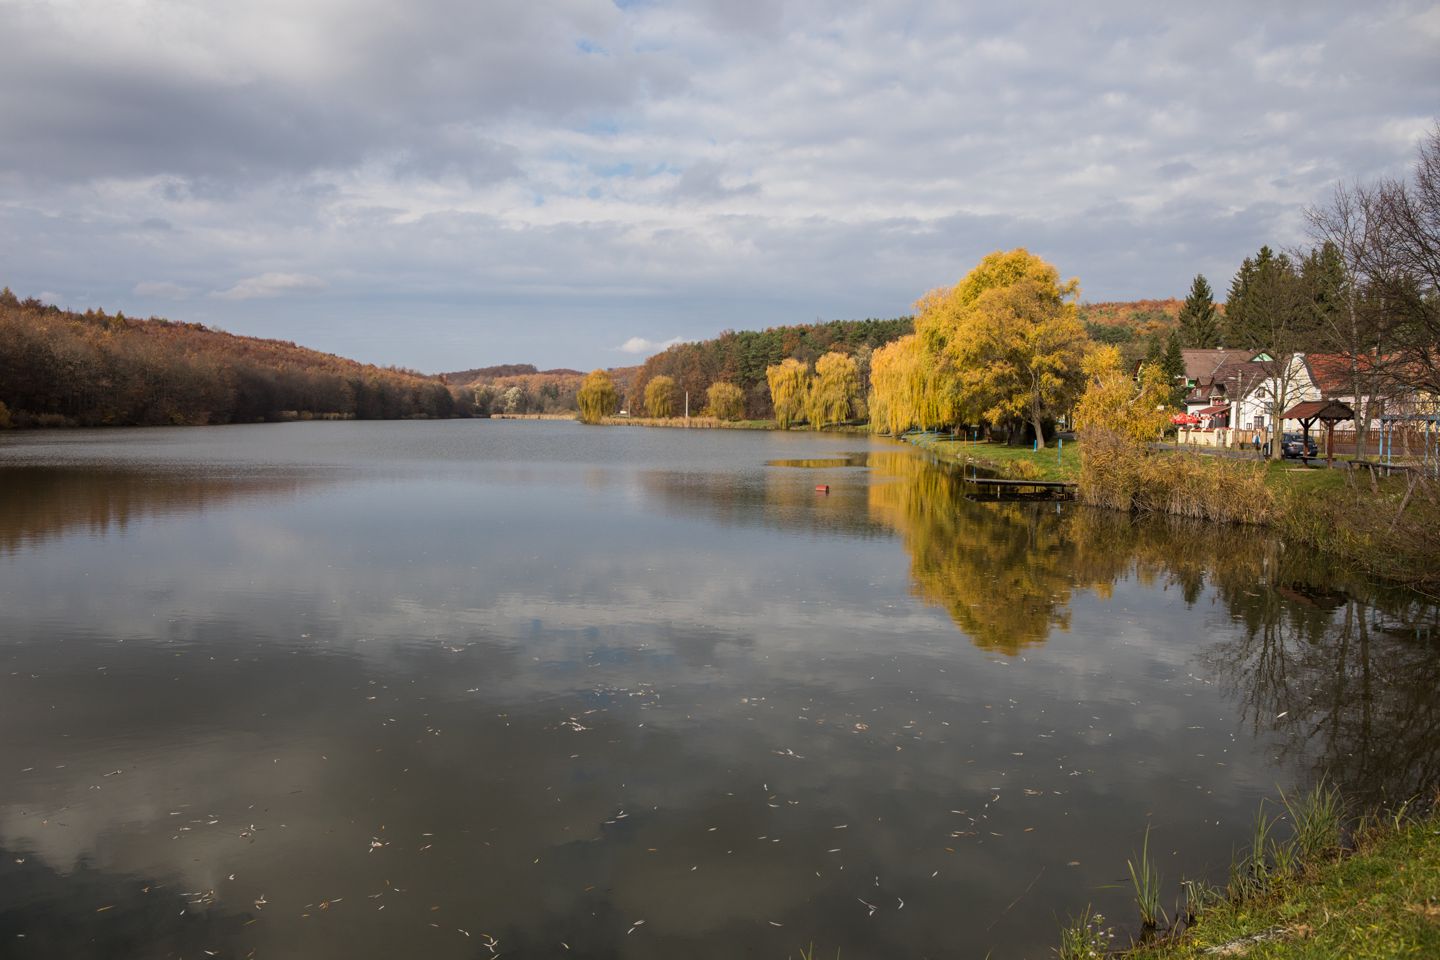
[{"x1": 1232, "y1": 353, "x2": 1321, "y2": 436}]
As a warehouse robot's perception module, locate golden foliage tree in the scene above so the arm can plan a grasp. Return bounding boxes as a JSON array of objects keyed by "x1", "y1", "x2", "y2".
[
  {"x1": 1072, "y1": 345, "x2": 1174, "y2": 443},
  {"x1": 577, "y1": 369, "x2": 619, "y2": 424},
  {"x1": 807, "y1": 351, "x2": 859, "y2": 428},
  {"x1": 766, "y1": 357, "x2": 811, "y2": 429},
  {"x1": 870, "y1": 249, "x2": 1086, "y2": 441},
  {"x1": 705, "y1": 381, "x2": 745, "y2": 420},
  {"x1": 644, "y1": 374, "x2": 676, "y2": 418},
  {"x1": 867, "y1": 335, "x2": 953, "y2": 435}
]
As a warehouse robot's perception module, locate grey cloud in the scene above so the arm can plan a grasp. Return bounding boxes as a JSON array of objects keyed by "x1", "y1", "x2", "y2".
[
  {"x1": 0, "y1": 0, "x2": 1436, "y2": 371},
  {"x1": 671, "y1": 160, "x2": 761, "y2": 201},
  {"x1": 0, "y1": 0, "x2": 674, "y2": 186}
]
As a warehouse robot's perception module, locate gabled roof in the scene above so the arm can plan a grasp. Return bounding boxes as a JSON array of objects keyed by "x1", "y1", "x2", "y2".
[{"x1": 1180, "y1": 349, "x2": 1247, "y2": 385}]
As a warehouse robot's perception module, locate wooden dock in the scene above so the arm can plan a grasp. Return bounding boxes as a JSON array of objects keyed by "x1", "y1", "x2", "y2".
[
  {"x1": 965, "y1": 477, "x2": 1076, "y2": 490},
  {"x1": 964, "y1": 477, "x2": 1077, "y2": 499}
]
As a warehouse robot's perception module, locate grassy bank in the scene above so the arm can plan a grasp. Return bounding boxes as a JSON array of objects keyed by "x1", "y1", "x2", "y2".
[
  {"x1": 593, "y1": 416, "x2": 872, "y2": 433},
  {"x1": 598, "y1": 415, "x2": 776, "y2": 429},
  {"x1": 1109, "y1": 797, "x2": 1440, "y2": 960},
  {"x1": 904, "y1": 432, "x2": 1081, "y2": 482}
]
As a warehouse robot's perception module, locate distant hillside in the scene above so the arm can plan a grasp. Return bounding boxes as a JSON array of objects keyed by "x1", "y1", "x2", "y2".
[
  {"x1": 0, "y1": 288, "x2": 471, "y2": 427},
  {"x1": 631, "y1": 317, "x2": 914, "y2": 420},
  {"x1": 441, "y1": 363, "x2": 583, "y2": 382},
  {"x1": 440, "y1": 363, "x2": 637, "y2": 416},
  {"x1": 1079, "y1": 298, "x2": 1182, "y2": 345}
]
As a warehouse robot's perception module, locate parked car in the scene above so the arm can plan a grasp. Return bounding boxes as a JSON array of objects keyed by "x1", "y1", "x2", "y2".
[{"x1": 1281, "y1": 432, "x2": 1318, "y2": 459}]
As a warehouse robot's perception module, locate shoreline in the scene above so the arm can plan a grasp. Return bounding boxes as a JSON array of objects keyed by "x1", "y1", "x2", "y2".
[{"x1": 1108, "y1": 793, "x2": 1439, "y2": 960}]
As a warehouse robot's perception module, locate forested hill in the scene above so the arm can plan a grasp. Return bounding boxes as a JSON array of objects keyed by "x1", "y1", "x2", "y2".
[
  {"x1": 631, "y1": 317, "x2": 914, "y2": 419},
  {"x1": 441, "y1": 363, "x2": 584, "y2": 382},
  {"x1": 1079, "y1": 299, "x2": 1183, "y2": 353},
  {"x1": 0, "y1": 289, "x2": 471, "y2": 427}
]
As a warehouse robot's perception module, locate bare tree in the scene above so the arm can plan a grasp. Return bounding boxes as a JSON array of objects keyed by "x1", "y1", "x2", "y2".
[
  {"x1": 1305, "y1": 182, "x2": 1396, "y2": 454},
  {"x1": 1371, "y1": 125, "x2": 1440, "y2": 397}
]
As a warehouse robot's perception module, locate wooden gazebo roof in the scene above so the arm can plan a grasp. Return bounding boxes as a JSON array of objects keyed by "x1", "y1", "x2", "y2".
[{"x1": 1283, "y1": 400, "x2": 1354, "y2": 423}]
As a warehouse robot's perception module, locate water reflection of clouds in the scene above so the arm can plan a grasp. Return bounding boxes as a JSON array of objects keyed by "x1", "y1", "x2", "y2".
[{"x1": 2, "y1": 425, "x2": 1438, "y2": 958}]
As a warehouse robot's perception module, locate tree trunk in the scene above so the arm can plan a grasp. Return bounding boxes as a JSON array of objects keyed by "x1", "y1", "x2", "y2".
[{"x1": 1031, "y1": 410, "x2": 1046, "y2": 449}]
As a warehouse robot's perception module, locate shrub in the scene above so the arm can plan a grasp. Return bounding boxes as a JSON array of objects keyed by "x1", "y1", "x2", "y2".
[{"x1": 1003, "y1": 458, "x2": 1044, "y2": 481}]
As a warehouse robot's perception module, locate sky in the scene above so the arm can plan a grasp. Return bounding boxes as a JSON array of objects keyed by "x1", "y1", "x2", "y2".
[{"x1": 1, "y1": 1, "x2": 1437, "y2": 373}]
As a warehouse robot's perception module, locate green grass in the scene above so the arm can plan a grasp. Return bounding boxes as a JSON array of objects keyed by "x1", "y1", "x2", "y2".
[
  {"x1": 1124, "y1": 809, "x2": 1440, "y2": 960},
  {"x1": 905, "y1": 434, "x2": 1081, "y2": 482},
  {"x1": 1261, "y1": 460, "x2": 1347, "y2": 495}
]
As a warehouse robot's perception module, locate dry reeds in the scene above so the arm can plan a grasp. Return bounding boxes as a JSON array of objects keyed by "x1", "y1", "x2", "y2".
[{"x1": 1079, "y1": 430, "x2": 1275, "y2": 525}]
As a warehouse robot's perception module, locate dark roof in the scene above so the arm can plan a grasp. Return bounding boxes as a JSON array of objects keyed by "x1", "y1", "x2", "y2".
[
  {"x1": 1282, "y1": 400, "x2": 1354, "y2": 422},
  {"x1": 1180, "y1": 349, "x2": 1246, "y2": 384},
  {"x1": 1196, "y1": 402, "x2": 1231, "y2": 415}
]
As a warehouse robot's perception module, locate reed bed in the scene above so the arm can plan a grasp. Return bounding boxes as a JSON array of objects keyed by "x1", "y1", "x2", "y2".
[{"x1": 1078, "y1": 431, "x2": 1275, "y2": 525}]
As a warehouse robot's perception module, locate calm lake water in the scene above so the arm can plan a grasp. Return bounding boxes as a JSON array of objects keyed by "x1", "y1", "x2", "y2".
[{"x1": 1, "y1": 420, "x2": 1436, "y2": 959}]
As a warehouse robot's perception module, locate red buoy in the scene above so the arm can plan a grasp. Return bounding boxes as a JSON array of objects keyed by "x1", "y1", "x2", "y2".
[{"x1": 815, "y1": 484, "x2": 830, "y2": 493}]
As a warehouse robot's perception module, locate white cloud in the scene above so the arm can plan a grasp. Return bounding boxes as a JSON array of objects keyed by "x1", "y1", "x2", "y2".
[
  {"x1": 133, "y1": 280, "x2": 193, "y2": 299},
  {"x1": 0, "y1": 1, "x2": 1434, "y2": 369},
  {"x1": 617, "y1": 335, "x2": 686, "y2": 355},
  {"x1": 212, "y1": 272, "x2": 326, "y2": 301}
]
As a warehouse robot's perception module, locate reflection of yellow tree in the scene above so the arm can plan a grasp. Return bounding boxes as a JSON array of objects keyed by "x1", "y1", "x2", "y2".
[
  {"x1": 865, "y1": 451, "x2": 1309, "y2": 654},
  {"x1": 867, "y1": 452, "x2": 1118, "y2": 654}
]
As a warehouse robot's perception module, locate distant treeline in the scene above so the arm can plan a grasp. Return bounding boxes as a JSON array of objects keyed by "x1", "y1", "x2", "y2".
[
  {"x1": 0, "y1": 289, "x2": 473, "y2": 427},
  {"x1": 439, "y1": 364, "x2": 606, "y2": 417},
  {"x1": 630, "y1": 317, "x2": 914, "y2": 419},
  {"x1": 441, "y1": 362, "x2": 583, "y2": 382}
]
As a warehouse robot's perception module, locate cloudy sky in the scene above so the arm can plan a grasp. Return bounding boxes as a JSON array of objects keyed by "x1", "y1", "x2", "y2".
[{"x1": 1, "y1": 1, "x2": 1436, "y2": 371}]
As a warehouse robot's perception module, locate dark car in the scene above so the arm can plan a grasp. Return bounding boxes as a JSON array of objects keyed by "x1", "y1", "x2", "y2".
[{"x1": 1281, "y1": 432, "x2": 1318, "y2": 459}]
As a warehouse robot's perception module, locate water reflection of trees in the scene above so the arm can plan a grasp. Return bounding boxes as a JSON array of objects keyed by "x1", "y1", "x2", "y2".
[
  {"x1": 865, "y1": 450, "x2": 1440, "y2": 799},
  {"x1": 0, "y1": 466, "x2": 318, "y2": 554},
  {"x1": 1208, "y1": 581, "x2": 1440, "y2": 803}
]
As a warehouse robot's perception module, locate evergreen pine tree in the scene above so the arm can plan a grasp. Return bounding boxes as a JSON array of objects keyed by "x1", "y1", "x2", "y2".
[
  {"x1": 1161, "y1": 330, "x2": 1187, "y2": 406},
  {"x1": 1178, "y1": 274, "x2": 1220, "y2": 348}
]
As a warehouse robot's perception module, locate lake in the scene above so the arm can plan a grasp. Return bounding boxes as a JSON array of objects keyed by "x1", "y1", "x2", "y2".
[{"x1": 1, "y1": 420, "x2": 1436, "y2": 959}]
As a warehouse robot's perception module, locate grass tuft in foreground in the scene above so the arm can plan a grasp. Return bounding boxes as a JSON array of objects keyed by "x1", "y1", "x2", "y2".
[{"x1": 1069, "y1": 787, "x2": 1440, "y2": 960}]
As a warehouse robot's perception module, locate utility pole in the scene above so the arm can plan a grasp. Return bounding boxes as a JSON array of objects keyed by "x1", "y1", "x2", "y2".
[{"x1": 685, "y1": 391, "x2": 690, "y2": 424}]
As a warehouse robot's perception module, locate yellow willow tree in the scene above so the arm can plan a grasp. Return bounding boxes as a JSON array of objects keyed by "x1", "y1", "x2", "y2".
[
  {"x1": 766, "y1": 357, "x2": 811, "y2": 428},
  {"x1": 867, "y1": 335, "x2": 954, "y2": 434},
  {"x1": 576, "y1": 369, "x2": 619, "y2": 424},
  {"x1": 705, "y1": 381, "x2": 745, "y2": 420},
  {"x1": 807, "y1": 351, "x2": 859, "y2": 428},
  {"x1": 644, "y1": 375, "x2": 676, "y2": 418}
]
